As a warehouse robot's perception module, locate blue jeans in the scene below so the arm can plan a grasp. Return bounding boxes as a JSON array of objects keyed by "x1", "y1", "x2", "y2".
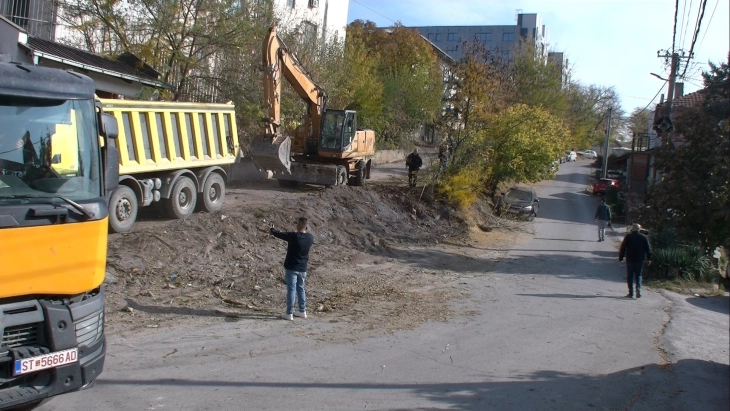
[
  {"x1": 285, "y1": 269, "x2": 307, "y2": 314},
  {"x1": 626, "y1": 262, "x2": 643, "y2": 294},
  {"x1": 597, "y1": 220, "x2": 607, "y2": 240}
]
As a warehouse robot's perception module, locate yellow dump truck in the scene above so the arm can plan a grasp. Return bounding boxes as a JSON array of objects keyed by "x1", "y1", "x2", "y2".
[
  {"x1": 0, "y1": 62, "x2": 119, "y2": 410},
  {"x1": 98, "y1": 99, "x2": 240, "y2": 232}
]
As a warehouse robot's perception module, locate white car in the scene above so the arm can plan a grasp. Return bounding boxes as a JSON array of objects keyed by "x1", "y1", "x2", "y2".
[
  {"x1": 566, "y1": 151, "x2": 577, "y2": 162},
  {"x1": 578, "y1": 150, "x2": 597, "y2": 159}
]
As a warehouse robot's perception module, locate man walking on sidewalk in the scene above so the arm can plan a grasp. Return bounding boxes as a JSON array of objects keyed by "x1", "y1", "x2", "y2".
[
  {"x1": 594, "y1": 198, "x2": 612, "y2": 242},
  {"x1": 619, "y1": 223, "x2": 653, "y2": 298},
  {"x1": 260, "y1": 217, "x2": 314, "y2": 320}
]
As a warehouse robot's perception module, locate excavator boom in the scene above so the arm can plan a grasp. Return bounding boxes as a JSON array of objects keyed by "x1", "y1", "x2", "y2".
[{"x1": 250, "y1": 26, "x2": 327, "y2": 174}]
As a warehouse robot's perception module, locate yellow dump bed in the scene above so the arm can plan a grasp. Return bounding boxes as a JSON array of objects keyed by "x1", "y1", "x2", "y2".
[{"x1": 99, "y1": 99, "x2": 239, "y2": 175}]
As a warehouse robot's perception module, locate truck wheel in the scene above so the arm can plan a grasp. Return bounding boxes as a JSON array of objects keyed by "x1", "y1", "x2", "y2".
[
  {"x1": 354, "y1": 161, "x2": 365, "y2": 186},
  {"x1": 336, "y1": 166, "x2": 347, "y2": 186},
  {"x1": 165, "y1": 176, "x2": 197, "y2": 219},
  {"x1": 108, "y1": 185, "x2": 138, "y2": 233},
  {"x1": 199, "y1": 173, "x2": 225, "y2": 213}
]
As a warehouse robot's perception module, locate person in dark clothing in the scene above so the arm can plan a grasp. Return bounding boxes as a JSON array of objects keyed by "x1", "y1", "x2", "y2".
[
  {"x1": 594, "y1": 198, "x2": 612, "y2": 242},
  {"x1": 406, "y1": 148, "x2": 423, "y2": 187},
  {"x1": 619, "y1": 223, "x2": 653, "y2": 298},
  {"x1": 260, "y1": 217, "x2": 314, "y2": 320}
]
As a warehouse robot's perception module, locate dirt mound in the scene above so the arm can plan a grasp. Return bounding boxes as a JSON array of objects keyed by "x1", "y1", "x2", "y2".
[{"x1": 104, "y1": 184, "x2": 471, "y2": 339}]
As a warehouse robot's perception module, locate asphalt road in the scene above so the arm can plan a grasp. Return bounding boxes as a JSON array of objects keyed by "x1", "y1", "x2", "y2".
[{"x1": 39, "y1": 160, "x2": 729, "y2": 411}]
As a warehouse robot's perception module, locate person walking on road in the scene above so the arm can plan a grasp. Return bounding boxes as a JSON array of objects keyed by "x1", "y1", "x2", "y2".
[
  {"x1": 406, "y1": 148, "x2": 423, "y2": 187},
  {"x1": 260, "y1": 217, "x2": 314, "y2": 320},
  {"x1": 594, "y1": 198, "x2": 612, "y2": 242},
  {"x1": 619, "y1": 223, "x2": 653, "y2": 298}
]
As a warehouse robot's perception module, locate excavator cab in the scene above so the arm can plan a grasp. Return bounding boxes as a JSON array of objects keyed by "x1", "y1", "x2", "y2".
[{"x1": 319, "y1": 109, "x2": 356, "y2": 152}]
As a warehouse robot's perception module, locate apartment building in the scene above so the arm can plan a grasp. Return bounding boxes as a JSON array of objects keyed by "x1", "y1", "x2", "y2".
[
  {"x1": 413, "y1": 13, "x2": 551, "y2": 62},
  {"x1": 274, "y1": 0, "x2": 349, "y2": 43}
]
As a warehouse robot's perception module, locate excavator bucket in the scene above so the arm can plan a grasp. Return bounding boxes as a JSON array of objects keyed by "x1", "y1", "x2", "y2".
[{"x1": 249, "y1": 133, "x2": 292, "y2": 174}]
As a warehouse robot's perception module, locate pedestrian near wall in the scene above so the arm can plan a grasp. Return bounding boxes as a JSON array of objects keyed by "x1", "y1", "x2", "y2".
[
  {"x1": 619, "y1": 223, "x2": 653, "y2": 298},
  {"x1": 260, "y1": 217, "x2": 314, "y2": 320},
  {"x1": 405, "y1": 148, "x2": 423, "y2": 187},
  {"x1": 594, "y1": 198, "x2": 612, "y2": 242}
]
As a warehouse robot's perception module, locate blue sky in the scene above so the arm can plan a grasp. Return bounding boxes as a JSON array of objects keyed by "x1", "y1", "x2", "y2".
[{"x1": 347, "y1": 0, "x2": 729, "y2": 112}]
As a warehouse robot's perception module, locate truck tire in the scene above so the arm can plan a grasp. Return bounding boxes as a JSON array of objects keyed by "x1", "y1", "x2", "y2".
[
  {"x1": 199, "y1": 173, "x2": 225, "y2": 213},
  {"x1": 108, "y1": 185, "x2": 138, "y2": 233},
  {"x1": 164, "y1": 176, "x2": 197, "y2": 219},
  {"x1": 354, "y1": 161, "x2": 365, "y2": 186},
  {"x1": 336, "y1": 166, "x2": 347, "y2": 186}
]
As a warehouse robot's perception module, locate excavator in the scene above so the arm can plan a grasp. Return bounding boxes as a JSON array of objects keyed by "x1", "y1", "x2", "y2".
[{"x1": 249, "y1": 26, "x2": 375, "y2": 187}]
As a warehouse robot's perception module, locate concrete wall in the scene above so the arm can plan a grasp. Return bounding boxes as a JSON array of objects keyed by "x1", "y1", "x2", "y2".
[
  {"x1": 374, "y1": 149, "x2": 407, "y2": 165},
  {"x1": 0, "y1": 16, "x2": 32, "y2": 63}
]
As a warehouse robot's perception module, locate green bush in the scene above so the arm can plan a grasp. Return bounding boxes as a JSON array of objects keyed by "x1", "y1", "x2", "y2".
[{"x1": 646, "y1": 246, "x2": 713, "y2": 282}]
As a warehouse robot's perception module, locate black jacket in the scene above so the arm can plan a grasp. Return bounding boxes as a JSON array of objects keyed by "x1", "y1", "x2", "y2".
[
  {"x1": 595, "y1": 203, "x2": 612, "y2": 221},
  {"x1": 619, "y1": 232, "x2": 653, "y2": 263},
  {"x1": 406, "y1": 153, "x2": 423, "y2": 170},
  {"x1": 270, "y1": 229, "x2": 313, "y2": 272}
]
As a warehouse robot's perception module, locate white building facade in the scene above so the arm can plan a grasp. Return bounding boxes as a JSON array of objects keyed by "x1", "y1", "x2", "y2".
[{"x1": 274, "y1": 0, "x2": 349, "y2": 44}]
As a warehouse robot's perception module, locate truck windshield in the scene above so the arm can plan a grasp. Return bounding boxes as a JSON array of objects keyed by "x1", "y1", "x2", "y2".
[
  {"x1": 320, "y1": 111, "x2": 345, "y2": 150},
  {"x1": 0, "y1": 97, "x2": 100, "y2": 201}
]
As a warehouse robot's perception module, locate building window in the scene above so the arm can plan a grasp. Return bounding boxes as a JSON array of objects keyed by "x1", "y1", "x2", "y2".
[
  {"x1": 302, "y1": 21, "x2": 317, "y2": 44},
  {"x1": 287, "y1": 0, "x2": 295, "y2": 7},
  {"x1": 435, "y1": 33, "x2": 442, "y2": 41},
  {"x1": 502, "y1": 32, "x2": 515, "y2": 41},
  {"x1": 447, "y1": 33, "x2": 458, "y2": 42},
  {"x1": 475, "y1": 33, "x2": 491, "y2": 42},
  {"x1": 308, "y1": 0, "x2": 318, "y2": 8},
  {"x1": 427, "y1": 33, "x2": 434, "y2": 41}
]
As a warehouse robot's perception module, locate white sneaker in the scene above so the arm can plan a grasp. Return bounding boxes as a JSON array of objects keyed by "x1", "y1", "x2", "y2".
[
  {"x1": 293, "y1": 311, "x2": 307, "y2": 319},
  {"x1": 281, "y1": 313, "x2": 293, "y2": 321}
]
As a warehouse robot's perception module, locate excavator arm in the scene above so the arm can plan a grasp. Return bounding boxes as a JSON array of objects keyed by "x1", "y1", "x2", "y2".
[{"x1": 250, "y1": 26, "x2": 328, "y2": 174}]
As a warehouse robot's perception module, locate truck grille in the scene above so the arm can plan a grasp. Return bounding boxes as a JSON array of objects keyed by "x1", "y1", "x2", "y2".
[
  {"x1": 1, "y1": 324, "x2": 40, "y2": 348},
  {"x1": 75, "y1": 311, "x2": 103, "y2": 347}
]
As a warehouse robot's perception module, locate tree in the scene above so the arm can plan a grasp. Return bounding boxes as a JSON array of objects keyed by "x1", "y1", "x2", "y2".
[
  {"x1": 347, "y1": 21, "x2": 443, "y2": 148},
  {"x1": 644, "y1": 56, "x2": 730, "y2": 249}
]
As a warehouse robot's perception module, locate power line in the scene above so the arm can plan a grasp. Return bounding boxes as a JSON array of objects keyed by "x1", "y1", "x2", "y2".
[
  {"x1": 671, "y1": 0, "x2": 680, "y2": 53},
  {"x1": 680, "y1": 0, "x2": 694, "y2": 49},
  {"x1": 681, "y1": 0, "x2": 708, "y2": 78},
  {"x1": 697, "y1": 0, "x2": 720, "y2": 50},
  {"x1": 351, "y1": 0, "x2": 398, "y2": 25},
  {"x1": 636, "y1": 82, "x2": 667, "y2": 116},
  {"x1": 677, "y1": 0, "x2": 688, "y2": 47}
]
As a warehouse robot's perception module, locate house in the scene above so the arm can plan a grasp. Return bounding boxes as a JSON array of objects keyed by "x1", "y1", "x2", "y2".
[
  {"x1": 622, "y1": 84, "x2": 707, "y2": 213},
  {"x1": 0, "y1": 15, "x2": 171, "y2": 97},
  {"x1": 275, "y1": 0, "x2": 349, "y2": 44}
]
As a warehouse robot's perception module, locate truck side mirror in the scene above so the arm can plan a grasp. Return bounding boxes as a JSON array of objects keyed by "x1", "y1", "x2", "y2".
[{"x1": 101, "y1": 113, "x2": 118, "y2": 140}]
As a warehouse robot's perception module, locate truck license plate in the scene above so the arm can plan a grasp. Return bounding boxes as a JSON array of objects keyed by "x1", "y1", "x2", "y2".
[{"x1": 13, "y1": 348, "x2": 78, "y2": 376}]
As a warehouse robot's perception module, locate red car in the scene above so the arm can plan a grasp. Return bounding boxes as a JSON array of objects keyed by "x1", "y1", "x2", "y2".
[{"x1": 592, "y1": 178, "x2": 619, "y2": 195}]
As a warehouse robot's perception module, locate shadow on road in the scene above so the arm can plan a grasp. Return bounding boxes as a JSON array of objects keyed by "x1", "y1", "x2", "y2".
[
  {"x1": 94, "y1": 359, "x2": 729, "y2": 411},
  {"x1": 686, "y1": 296, "x2": 730, "y2": 315}
]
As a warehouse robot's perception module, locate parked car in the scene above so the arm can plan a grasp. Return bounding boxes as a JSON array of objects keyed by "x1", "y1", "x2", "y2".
[
  {"x1": 578, "y1": 150, "x2": 597, "y2": 159},
  {"x1": 565, "y1": 151, "x2": 577, "y2": 162},
  {"x1": 497, "y1": 187, "x2": 540, "y2": 221},
  {"x1": 592, "y1": 178, "x2": 619, "y2": 195}
]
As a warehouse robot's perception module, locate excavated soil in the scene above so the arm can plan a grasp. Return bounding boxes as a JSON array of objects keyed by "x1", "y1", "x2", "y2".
[{"x1": 104, "y1": 179, "x2": 529, "y2": 342}]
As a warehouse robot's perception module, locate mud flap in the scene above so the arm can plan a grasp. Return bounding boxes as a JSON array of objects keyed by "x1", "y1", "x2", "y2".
[
  {"x1": 250, "y1": 134, "x2": 292, "y2": 174},
  {"x1": 277, "y1": 162, "x2": 338, "y2": 185}
]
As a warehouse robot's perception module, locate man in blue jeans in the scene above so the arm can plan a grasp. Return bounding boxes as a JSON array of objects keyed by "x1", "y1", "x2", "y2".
[
  {"x1": 261, "y1": 217, "x2": 314, "y2": 320},
  {"x1": 619, "y1": 223, "x2": 653, "y2": 298}
]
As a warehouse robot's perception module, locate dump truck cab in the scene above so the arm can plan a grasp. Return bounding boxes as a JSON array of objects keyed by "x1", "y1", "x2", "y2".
[{"x1": 0, "y1": 62, "x2": 117, "y2": 410}]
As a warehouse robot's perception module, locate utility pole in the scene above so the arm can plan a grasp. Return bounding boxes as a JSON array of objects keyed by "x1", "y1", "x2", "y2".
[
  {"x1": 602, "y1": 107, "x2": 612, "y2": 179},
  {"x1": 656, "y1": 50, "x2": 692, "y2": 120}
]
